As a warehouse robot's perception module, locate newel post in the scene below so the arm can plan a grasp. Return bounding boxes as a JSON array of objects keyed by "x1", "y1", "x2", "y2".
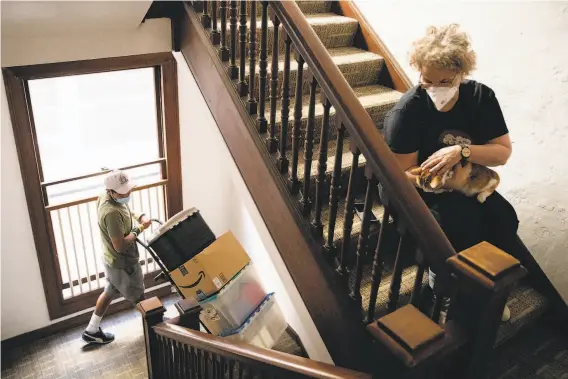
[
  {"x1": 137, "y1": 297, "x2": 166, "y2": 379},
  {"x1": 447, "y1": 241, "x2": 527, "y2": 379}
]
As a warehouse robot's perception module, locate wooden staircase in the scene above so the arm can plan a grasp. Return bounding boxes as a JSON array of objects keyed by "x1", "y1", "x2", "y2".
[{"x1": 140, "y1": 1, "x2": 568, "y2": 378}]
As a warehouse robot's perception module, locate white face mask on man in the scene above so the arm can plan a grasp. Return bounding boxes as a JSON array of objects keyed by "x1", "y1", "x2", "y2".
[{"x1": 425, "y1": 85, "x2": 458, "y2": 111}]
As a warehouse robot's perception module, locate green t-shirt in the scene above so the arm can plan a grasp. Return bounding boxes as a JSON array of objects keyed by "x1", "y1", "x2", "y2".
[{"x1": 97, "y1": 192, "x2": 141, "y2": 269}]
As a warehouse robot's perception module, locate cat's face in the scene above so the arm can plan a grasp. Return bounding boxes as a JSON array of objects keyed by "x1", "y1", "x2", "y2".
[{"x1": 409, "y1": 167, "x2": 446, "y2": 191}]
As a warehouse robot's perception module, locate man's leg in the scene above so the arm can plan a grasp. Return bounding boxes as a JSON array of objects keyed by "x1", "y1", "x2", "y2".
[{"x1": 82, "y1": 282, "x2": 117, "y2": 344}]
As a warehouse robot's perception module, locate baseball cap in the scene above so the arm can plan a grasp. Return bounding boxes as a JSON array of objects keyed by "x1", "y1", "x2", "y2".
[{"x1": 104, "y1": 170, "x2": 136, "y2": 195}]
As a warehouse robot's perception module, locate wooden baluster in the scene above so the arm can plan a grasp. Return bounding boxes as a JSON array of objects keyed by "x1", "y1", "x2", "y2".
[
  {"x1": 158, "y1": 336, "x2": 166, "y2": 378},
  {"x1": 210, "y1": 1, "x2": 220, "y2": 44},
  {"x1": 300, "y1": 75, "x2": 317, "y2": 216},
  {"x1": 193, "y1": 348, "x2": 202, "y2": 379},
  {"x1": 277, "y1": 32, "x2": 292, "y2": 173},
  {"x1": 228, "y1": 1, "x2": 238, "y2": 79},
  {"x1": 387, "y1": 232, "x2": 409, "y2": 313},
  {"x1": 323, "y1": 122, "x2": 345, "y2": 256},
  {"x1": 228, "y1": 360, "x2": 235, "y2": 379},
  {"x1": 350, "y1": 169, "x2": 377, "y2": 306},
  {"x1": 266, "y1": 14, "x2": 280, "y2": 153},
  {"x1": 288, "y1": 51, "x2": 305, "y2": 193},
  {"x1": 311, "y1": 96, "x2": 332, "y2": 237},
  {"x1": 201, "y1": 0, "x2": 211, "y2": 28},
  {"x1": 238, "y1": 1, "x2": 248, "y2": 96},
  {"x1": 410, "y1": 251, "x2": 427, "y2": 307},
  {"x1": 247, "y1": 0, "x2": 258, "y2": 114},
  {"x1": 203, "y1": 350, "x2": 208, "y2": 379},
  {"x1": 137, "y1": 297, "x2": 166, "y2": 379},
  {"x1": 166, "y1": 338, "x2": 173, "y2": 378},
  {"x1": 256, "y1": 1, "x2": 269, "y2": 133},
  {"x1": 337, "y1": 146, "x2": 360, "y2": 277},
  {"x1": 365, "y1": 203, "x2": 391, "y2": 323},
  {"x1": 175, "y1": 341, "x2": 181, "y2": 378},
  {"x1": 181, "y1": 343, "x2": 188, "y2": 379},
  {"x1": 172, "y1": 339, "x2": 178, "y2": 379},
  {"x1": 219, "y1": 1, "x2": 229, "y2": 61}
]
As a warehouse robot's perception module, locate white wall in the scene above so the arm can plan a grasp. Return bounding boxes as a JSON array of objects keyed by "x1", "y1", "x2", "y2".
[
  {"x1": 175, "y1": 52, "x2": 333, "y2": 364},
  {"x1": 1, "y1": 19, "x2": 171, "y2": 67},
  {"x1": 0, "y1": 20, "x2": 172, "y2": 340},
  {"x1": 354, "y1": 0, "x2": 568, "y2": 301}
]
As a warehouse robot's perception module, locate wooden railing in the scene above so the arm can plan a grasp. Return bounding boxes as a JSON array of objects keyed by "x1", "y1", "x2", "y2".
[
  {"x1": 196, "y1": 0, "x2": 457, "y2": 324},
  {"x1": 139, "y1": 297, "x2": 372, "y2": 379},
  {"x1": 181, "y1": 1, "x2": 529, "y2": 376}
]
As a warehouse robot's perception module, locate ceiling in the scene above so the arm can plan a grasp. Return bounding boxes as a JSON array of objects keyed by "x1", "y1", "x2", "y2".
[{"x1": 1, "y1": 1, "x2": 153, "y2": 37}]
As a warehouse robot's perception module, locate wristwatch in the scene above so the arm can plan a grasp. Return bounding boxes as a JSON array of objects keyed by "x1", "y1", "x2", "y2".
[
  {"x1": 460, "y1": 143, "x2": 471, "y2": 165},
  {"x1": 131, "y1": 225, "x2": 145, "y2": 237}
]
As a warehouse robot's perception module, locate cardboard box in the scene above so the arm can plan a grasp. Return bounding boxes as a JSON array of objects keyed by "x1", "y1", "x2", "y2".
[{"x1": 170, "y1": 232, "x2": 250, "y2": 301}]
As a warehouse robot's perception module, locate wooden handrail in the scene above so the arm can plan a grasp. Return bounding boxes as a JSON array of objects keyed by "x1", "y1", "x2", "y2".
[
  {"x1": 154, "y1": 322, "x2": 372, "y2": 379},
  {"x1": 270, "y1": 2, "x2": 456, "y2": 266}
]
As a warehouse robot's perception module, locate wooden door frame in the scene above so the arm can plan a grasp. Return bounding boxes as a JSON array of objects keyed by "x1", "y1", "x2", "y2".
[{"x1": 2, "y1": 52, "x2": 182, "y2": 320}]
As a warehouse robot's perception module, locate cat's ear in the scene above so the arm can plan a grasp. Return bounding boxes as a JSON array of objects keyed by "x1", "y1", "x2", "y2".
[{"x1": 409, "y1": 166, "x2": 422, "y2": 176}]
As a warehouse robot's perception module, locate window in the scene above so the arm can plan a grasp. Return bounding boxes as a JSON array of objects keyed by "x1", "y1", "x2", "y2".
[{"x1": 3, "y1": 53, "x2": 182, "y2": 319}]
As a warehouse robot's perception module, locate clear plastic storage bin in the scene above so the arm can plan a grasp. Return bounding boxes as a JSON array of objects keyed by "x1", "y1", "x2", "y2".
[
  {"x1": 221, "y1": 293, "x2": 286, "y2": 349},
  {"x1": 199, "y1": 264, "x2": 266, "y2": 329}
]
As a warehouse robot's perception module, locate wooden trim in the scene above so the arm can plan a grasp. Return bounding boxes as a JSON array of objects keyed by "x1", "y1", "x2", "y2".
[
  {"x1": 0, "y1": 285, "x2": 172, "y2": 349},
  {"x1": 153, "y1": 67, "x2": 168, "y2": 179},
  {"x1": 335, "y1": 1, "x2": 412, "y2": 93},
  {"x1": 45, "y1": 179, "x2": 168, "y2": 211},
  {"x1": 2, "y1": 69, "x2": 65, "y2": 320},
  {"x1": 2, "y1": 52, "x2": 183, "y2": 320},
  {"x1": 160, "y1": 58, "x2": 183, "y2": 217},
  {"x1": 41, "y1": 158, "x2": 166, "y2": 188},
  {"x1": 154, "y1": 322, "x2": 372, "y2": 379},
  {"x1": 180, "y1": 5, "x2": 374, "y2": 371},
  {"x1": 6, "y1": 52, "x2": 175, "y2": 80}
]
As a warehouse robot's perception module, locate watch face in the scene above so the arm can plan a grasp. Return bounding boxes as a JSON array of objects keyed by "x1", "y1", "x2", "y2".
[{"x1": 462, "y1": 147, "x2": 471, "y2": 158}]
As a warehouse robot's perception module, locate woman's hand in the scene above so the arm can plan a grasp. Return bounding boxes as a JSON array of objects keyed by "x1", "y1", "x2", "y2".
[{"x1": 421, "y1": 145, "x2": 461, "y2": 175}]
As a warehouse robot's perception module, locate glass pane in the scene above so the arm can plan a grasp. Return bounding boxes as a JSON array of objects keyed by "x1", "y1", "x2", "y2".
[
  {"x1": 47, "y1": 163, "x2": 162, "y2": 206},
  {"x1": 28, "y1": 68, "x2": 160, "y2": 183}
]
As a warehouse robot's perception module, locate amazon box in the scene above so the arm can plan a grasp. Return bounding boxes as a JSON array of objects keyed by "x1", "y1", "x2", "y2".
[{"x1": 170, "y1": 232, "x2": 250, "y2": 302}]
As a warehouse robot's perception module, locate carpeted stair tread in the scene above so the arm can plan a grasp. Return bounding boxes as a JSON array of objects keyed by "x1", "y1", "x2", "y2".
[
  {"x1": 495, "y1": 285, "x2": 549, "y2": 347},
  {"x1": 358, "y1": 264, "x2": 428, "y2": 318},
  {"x1": 269, "y1": 85, "x2": 402, "y2": 147},
  {"x1": 322, "y1": 197, "x2": 386, "y2": 247},
  {"x1": 272, "y1": 326, "x2": 308, "y2": 357},
  {"x1": 294, "y1": 137, "x2": 366, "y2": 181},
  {"x1": 225, "y1": 13, "x2": 359, "y2": 58},
  {"x1": 214, "y1": 1, "x2": 332, "y2": 19},
  {"x1": 245, "y1": 46, "x2": 385, "y2": 97}
]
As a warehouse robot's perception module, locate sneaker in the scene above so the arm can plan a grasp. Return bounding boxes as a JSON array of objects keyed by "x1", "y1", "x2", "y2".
[{"x1": 82, "y1": 328, "x2": 115, "y2": 344}]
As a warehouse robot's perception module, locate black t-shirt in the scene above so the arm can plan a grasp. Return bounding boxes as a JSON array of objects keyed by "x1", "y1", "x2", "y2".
[{"x1": 383, "y1": 80, "x2": 509, "y2": 164}]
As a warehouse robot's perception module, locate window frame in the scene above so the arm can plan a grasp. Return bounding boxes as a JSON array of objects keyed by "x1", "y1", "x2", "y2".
[{"x1": 3, "y1": 52, "x2": 183, "y2": 319}]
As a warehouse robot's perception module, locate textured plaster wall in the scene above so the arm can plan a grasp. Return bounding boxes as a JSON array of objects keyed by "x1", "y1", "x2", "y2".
[{"x1": 353, "y1": 0, "x2": 568, "y2": 301}]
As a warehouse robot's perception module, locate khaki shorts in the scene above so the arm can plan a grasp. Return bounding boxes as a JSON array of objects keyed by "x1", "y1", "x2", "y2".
[{"x1": 103, "y1": 263, "x2": 145, "y2": 304}]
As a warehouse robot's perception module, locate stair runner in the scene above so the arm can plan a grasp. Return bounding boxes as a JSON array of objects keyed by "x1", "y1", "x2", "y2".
[{"x1": 193, "y1": 0, "x2": 551, "y2": 367}]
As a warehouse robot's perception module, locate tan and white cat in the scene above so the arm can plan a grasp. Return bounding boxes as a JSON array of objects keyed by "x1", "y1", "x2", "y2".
[{"x1": 410, "y1": 162, "x2": 500, "y2": 203}]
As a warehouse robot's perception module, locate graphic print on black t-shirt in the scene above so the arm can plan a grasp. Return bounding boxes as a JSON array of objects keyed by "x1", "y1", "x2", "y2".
[
  {"x1": 439, "y1": 129, "x2": 472, "y2": 149},
  {"x1": 382, "y1": 80, "x2": 509, "y2": 165}
]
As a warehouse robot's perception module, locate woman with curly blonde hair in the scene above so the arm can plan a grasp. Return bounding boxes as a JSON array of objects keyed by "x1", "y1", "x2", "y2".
[{"x1": 383, "y1": 24, "x2": 523, "y2": 321}]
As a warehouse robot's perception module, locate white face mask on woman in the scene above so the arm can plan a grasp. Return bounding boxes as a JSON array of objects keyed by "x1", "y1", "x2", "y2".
[{"x1": 425, "y1": 84, "x2": 458, "y2": 111}]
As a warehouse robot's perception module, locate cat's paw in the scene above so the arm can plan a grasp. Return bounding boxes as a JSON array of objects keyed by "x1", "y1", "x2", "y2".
[{"x1": 477, "y1": 193, "x2": 488, "y2": 203}]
